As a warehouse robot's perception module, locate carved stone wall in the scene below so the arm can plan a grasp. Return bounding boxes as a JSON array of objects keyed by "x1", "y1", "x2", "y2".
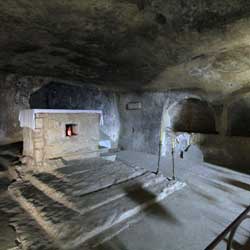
[
  {"x1": 23, "y1": 112, "x2": 100, "y2": 168},
  {"x1": 0, "y1": 74, "x2": 120, "y2": 148}
]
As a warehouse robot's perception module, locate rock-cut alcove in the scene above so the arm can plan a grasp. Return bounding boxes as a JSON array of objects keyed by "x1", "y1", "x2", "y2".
[
  {"x1": 161, "y1": 97, "x2": 216, "y2": 157},
  {"x1": 169, "y1": 98, "x2": 216, "y2": 134}
]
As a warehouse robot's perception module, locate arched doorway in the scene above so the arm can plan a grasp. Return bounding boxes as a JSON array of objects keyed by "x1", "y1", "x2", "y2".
[
  {"x1": 170, "y1": 98, "x2": 216, "y2": 133},
  {"x1": 160, "y1": 98, "x2": 216, "y2": 156}
]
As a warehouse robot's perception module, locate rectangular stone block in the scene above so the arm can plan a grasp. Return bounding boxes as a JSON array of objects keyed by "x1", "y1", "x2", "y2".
[
  {"x1": 33, "y1": 128, "x2": 43, "y2": 138},
  {"x1": 22, "y1": 111, "x2": 100, "y2": 169},
  {"x1": 35, "y1": 118, "x2": 43, "y2": 129},
  {"x1": 34, "y1": 138, "x2": 45, "y2": 149},
  {"x1": 34, "y1": 149, "x2": 44, "y2": 163},
  {"x1": 47, "y1": 119, "x2": 60, "y2": 129}
]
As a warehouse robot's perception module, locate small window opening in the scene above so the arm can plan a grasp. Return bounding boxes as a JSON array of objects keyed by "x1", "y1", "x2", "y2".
[{"x1": 65, "y1": 124, "x2": 78, "y2": 137}]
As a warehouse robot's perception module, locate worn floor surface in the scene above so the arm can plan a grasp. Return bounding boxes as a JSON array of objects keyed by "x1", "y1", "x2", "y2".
[
  {"x1": 112, "y1": 148, "x2": 250, "y2": 250},
  {"x1": 6, "y1": 157, "x2": 182, "y2": 250},
  {"x1": 0, "y1": 176, "x2": 17, "y2": 250},
  {"x1": 0, "y1": 143, "x2": 20, "y2": 250},
  {"x1": 0, "y1": 144, "x2": 249, "y2": 250}
]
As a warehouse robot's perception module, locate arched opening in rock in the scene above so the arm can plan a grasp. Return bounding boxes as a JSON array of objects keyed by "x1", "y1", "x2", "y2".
[
  {"x1": 160, "y1": 98, "x2": 216, "y2": 157},
  {"x1": 29, "y1": 82, "x2": 121, "y2": 149},
  {"x1": 170, "y1": 98, "x2": 216, "y2": 134}
]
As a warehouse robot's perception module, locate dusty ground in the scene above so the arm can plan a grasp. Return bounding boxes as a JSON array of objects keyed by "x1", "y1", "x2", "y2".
[
  {"x1": 0, "y1": 143, "x2": 249, "y2": 250},
  {"x1": 106, "y1": 148, "x2": 250, "y2": 250},
  {"x1": 0, "y1": 176, "x2": 16, "y2": 250},
  {"x1": 0, "y1": 142, "x2": 21, "y2": 250}
]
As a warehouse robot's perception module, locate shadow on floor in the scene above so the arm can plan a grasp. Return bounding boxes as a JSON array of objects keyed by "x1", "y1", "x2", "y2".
[
  {"x1": 219, "y1": 177, "x2": 250, "y2": 192},
  {"x1": 188, "y1": 183, "x2": 218, "y2": 204},
  {"x1": 0, "y1": 141, "x2": 22, "y2": 171},
  {"x1": 0, "y1": 177, "x2": 10, "y2": 192},
  {"x1": 0, "y1": 141, "x2": 23, "y2": 151},
  {"x1": 0, "y1": 211, "x2": 17, "y2": 250},
  {"x1": 124, "y1": 183, "x2": 179, "y2": 224},
  {"x1": 205, "y1": 164, "x2": 235, "y2": 176},
  {"x1": 201, "y1": 178, "x2": 234, "y2": 194},
  {"x1": 94, "y1": 238, "x2": 129, "y2": 250}
]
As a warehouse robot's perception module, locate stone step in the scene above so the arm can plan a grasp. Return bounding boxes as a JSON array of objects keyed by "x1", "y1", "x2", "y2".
[
  {"x1": 72, "y1": 166, "x2": 146, "y2": 196},
  {"x1": 36, "y1": 159, "x2": 145, "y2": 189},
  {"x1": 55, "y1": 158, "x2": 120, "y2": 176},
  {"x1": 66, "y1": 160, "x2": 142, "y2": 185},
  {"x1": 10, "y1": 208, "x2": 59, "y2": 250},
  {"x1": 42, "y1": 157, "x2": 140, "y2": 179},
  {"x1": 4, "y1": 178, "x2": 142, "y2": 250},
  {"x1": 9, "y1": 182, "x2": 79, "y2": 246},
  {"x1": 29, "y1": 171, "x2": 165, "y2": 213},
  {"x1": 26, "y1": 172, "x2": 77, "y2": 212},
  {"x1": 55, "y1": 158, "x2": 141, "y2": 176},
  {"x1": 71, "y1": 181, "x2": 179, "y2": 248},
  {"x1": 74, "y1": 180, "x2": 184, "y2": 247},
  {"x1": 81, "y1": 213, "x2": 141, "y2": 250},
  {"x1": 9, "y1": 178, "x2": 184, "y2": 249},
  {"x1": 1, "y1": 193, "x2": 58, "y2": 250},
  {"x1": 75, "y1": 172, "x2": 166, "y2": 214},
  {"x1": 25, "y1": 159, "x2": 148, "y2": 210}
]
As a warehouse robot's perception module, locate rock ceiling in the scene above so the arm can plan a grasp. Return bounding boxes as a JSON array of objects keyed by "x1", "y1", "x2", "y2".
[{"x1": 1, "y1": 0, "x2": 250, "y2": 94}]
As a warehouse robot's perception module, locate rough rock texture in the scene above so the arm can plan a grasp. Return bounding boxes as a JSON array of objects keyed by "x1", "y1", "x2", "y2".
[
  {"x1": 1, "y1": 192, "x2": 59, "y2": 250},
  {"x1": 30, "y1": 82, "x2": 120, "y2": 147},
  {"x1": 8, "y1": 157, "x2": 184, "y2": 250},
  {"x1": 193, "y1": 134, "x2": 250, "y2": 174},
  {"x1": 118, "y1": 90, "x2": 220, "y2": 154},
  {"x1": 1, "y1": 1, "x2": 250, "y2": 93},
  {"x1": 0, "y1": 75, "x2": 120, "y2": 146},
  {"x1": 0, "y1": 74, "x2": 50, "y2": 143},
  {"x1": 169, "y1": 98, "x2": 216, "y2": 133},
  {"x1": 117, "y1": 89, "x2": 250, "y2": 175},
  {"x1": 23, "y1": 112, "x2": 100, "y2": 168}
]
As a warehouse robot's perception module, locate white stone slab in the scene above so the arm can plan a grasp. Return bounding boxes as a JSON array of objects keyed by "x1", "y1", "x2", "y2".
[{"x1": 19, "y1": 109, "x2": 103, "y2": 129}]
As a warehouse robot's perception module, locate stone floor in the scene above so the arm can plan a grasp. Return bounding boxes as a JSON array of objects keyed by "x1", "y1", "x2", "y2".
[
  {"x1": 113, "y1": 148, "x2": 250, "y2": 250},
  {"x1": 0, "y1": 143, "x2": 20, "y2": 250},
  {"x1": 0, "y1": 144, "x2": 249, "y2": 250},
  {"x1": 0, "y1": 188, "x2": 17, "y2": 250},
  {"x1": 7, "y1": 157, "x2": 183, "y2": 250}
]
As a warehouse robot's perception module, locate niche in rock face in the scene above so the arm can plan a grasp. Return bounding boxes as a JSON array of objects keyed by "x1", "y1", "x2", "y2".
[
  {"x1": 170, "y1": 98, "x2": 216, "y2": 134},
  {"x1": 29, "y1": 82, "x2": 120, "y2": 147}
]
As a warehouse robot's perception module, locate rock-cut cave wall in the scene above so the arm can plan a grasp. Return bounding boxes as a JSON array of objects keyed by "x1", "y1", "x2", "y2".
[
  {"x1": 0, "y1": 75, "x2": 120, "y2": 147},
  {"x1": 169, "y1": 98, "x2": 216, "y2": 134},
  {"x1": 0, "y1": 74, "x2": 50, "y2": 144},
  {"x1": 30, "y1": 82, "x2": 120, "y2": 148},
  {"x1": 118, "y1": 90, "x2": 250, "y2": 174},
  {"x1": 118, "y1": 90, "x2": 213, "y2": 154}
]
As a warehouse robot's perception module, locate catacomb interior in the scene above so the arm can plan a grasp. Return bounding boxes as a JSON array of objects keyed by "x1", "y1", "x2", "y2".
[{"x1": 0, "y1": 1, "x2": 250, "y2": 250}]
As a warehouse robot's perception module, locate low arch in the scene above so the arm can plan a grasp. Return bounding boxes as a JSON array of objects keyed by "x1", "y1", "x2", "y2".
[
  {"x1": 169, "y1": 98, "x2": 216, "y2": 133},
  {"x1": 160, "y1": 97, "x2": 216, "y2": 155}
]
